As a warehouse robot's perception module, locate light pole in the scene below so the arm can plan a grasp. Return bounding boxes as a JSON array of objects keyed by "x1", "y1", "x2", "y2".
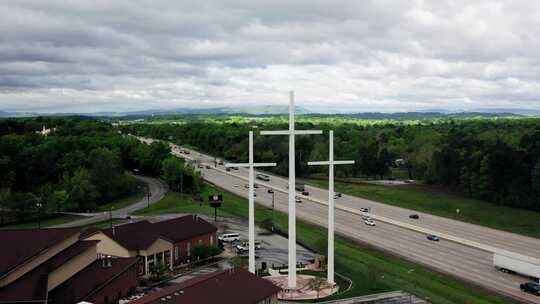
[
  {"x1": 109, "y1": 205, "x2": 114, "y2": 229},
  {"x1": 36, "y1": 201, "x2": 43, "y2": 229}
]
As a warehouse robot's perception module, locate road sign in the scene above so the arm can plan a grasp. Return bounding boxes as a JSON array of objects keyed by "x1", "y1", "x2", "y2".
[{"x1": 210, "y1": 202, "x2": 222, "y2": 208}]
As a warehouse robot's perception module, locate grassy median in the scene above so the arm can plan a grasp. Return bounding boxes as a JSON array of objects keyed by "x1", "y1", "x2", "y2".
[
  {"x1": 136, "y1": 184, "x2": 516, "y2": 304},
  {"x1": 306, "y1": 178, "x2": 540, "y2": 239}
]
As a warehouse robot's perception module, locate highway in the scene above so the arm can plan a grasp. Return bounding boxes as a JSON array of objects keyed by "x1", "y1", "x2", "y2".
[{"x1": 139, "y1": 137, "x2": 540, "y2": 303}]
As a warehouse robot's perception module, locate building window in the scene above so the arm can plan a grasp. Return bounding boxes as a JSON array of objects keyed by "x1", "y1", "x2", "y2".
[
  {"x1": 187, "y1": 242, "x2": 191, "y2": 256},
  {"x1": 174, "y1": 246, "x2": 179, "y2": 260}
]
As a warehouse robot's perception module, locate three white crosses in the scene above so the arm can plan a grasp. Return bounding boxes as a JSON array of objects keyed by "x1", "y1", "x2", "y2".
[{"x1": 228, "y1": 91, "x2": 354, "y2": 288}]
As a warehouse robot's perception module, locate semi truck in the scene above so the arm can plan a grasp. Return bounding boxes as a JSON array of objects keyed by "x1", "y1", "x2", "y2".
[{"x1": 494, "y1": 250, "x2": 540, "y2": 282}]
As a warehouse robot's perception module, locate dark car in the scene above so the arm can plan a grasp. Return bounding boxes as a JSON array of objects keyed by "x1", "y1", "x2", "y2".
[
  {"x1": 302, "y1": 191, "x2": 309, "y2": 196},
  {"x1": 409, "y1": 214, "x2": 419, "y2": 219},
  {"x1": 226, "y1": 168, "x2": 231, "y2": 172},
  {"x1": 427, "y1": 235, "x2": 440, "y2": 242},
  {"x1": 267, "y1": 189, "x2": 274, "y2": 194},
  {"x1": 520, "y1": 282, "x2": 540, "y2": 296}
]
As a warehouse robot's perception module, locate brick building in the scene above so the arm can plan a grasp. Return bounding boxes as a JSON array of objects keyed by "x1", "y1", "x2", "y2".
[
  {"x1": 82, "y1": 215, "x2": 217, "y2": 276},
  {"x1": 0, "y1": 228, "x2": 138, "y2": 304}
]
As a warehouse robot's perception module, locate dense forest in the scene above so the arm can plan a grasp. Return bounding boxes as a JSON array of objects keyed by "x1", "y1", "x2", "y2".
[
  {"x1": 0, "y1": 118, "x2": 200, "y2": 224},
  {"x1": 122, "y1": 116, "x2": 540, "y2": 212}
]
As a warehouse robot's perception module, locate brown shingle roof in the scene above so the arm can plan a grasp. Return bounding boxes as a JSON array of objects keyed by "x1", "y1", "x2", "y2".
[
  {"x1": 0, "y1": 227, "x2": 80, "y2": 277},
  {"x1": 130, "y1": 268, "x2": 281, "y2": 304},
  {"x1": 0, "y1": 240, "x2": 98, "y2": 303},
  {"x1": 98, "y1": 216, "x2": 217, "y2": 251},
  {"x1": 49, "y1": 257, "x2": 138, "y2": 304},
  {"x1": 150, "y1": 215, "x2": 217, "y2": 243}
]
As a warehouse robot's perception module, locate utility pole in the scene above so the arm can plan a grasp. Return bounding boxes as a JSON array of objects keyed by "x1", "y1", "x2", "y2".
[
  {"x1": 260, "y1": 91, "x2": 322, "y2": 288},
  {"x1": 308, "y1": 130, "x2": 354, "y2": 285},
  {"x1": 226, "y1": 131, "x2": 276, "y2": 274}
]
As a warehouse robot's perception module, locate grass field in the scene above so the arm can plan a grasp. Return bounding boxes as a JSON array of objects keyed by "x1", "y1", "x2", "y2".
[
  {"x1": 137, "y1": 184, "x2": 516, "y2": 304},
  {"x1": 0, "y1": 214, "x2": 85, "y2": 229},
  {"x1": 96, "y1": 189, "x2": 145, "y2": 212},
  {"x1": 306, "y1": 178, "x2": 540, "y2": 239}
]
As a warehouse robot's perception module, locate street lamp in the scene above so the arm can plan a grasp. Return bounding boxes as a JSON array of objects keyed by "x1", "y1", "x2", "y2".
[
  {"x1": 36, "y1": 202, "x2": 43, "y2": 229},
  {"x1": 271, "y1": 191, "x2": 275, "y2": 231},
  {"x1": 109, "y1": 205, "x2": 114, "y2": 229}
]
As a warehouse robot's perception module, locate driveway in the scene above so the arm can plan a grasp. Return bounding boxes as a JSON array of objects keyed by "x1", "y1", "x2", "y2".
[{"x1": 54, "y1": 175, "x2": 168, "y2": 228}]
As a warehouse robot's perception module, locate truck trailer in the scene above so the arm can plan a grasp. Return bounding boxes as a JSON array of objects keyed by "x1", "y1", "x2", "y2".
[{"x1": 493, "y1": 250, "x2": 540, "y2": 282}]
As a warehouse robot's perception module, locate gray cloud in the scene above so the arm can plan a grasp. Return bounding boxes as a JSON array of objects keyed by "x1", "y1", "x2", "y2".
[{"x1": 0, "y1": 0, "x2": 540, "y2": 113}]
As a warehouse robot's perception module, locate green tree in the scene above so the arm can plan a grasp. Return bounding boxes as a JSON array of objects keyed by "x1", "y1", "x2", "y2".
[
  {"x1": 46, "y1": 190, "x2": 71, "y2": 213},
  {"x1": 64, "y1": 168, "x2": 98, "y2": 211}
]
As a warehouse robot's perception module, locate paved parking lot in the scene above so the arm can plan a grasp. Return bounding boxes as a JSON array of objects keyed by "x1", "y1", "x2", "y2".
[{"x1": 212, "y1": 216, "x2": 316, "y2": 269}]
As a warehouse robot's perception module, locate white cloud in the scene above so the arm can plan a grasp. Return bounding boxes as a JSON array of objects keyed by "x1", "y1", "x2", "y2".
[{"x1": 0, "y1": 0, "x2": 539, "y2": 113}]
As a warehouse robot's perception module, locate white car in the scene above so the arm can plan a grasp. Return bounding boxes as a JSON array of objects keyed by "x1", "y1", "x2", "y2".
[
  {"x1": 364, "y1": 220, "x2": 376, "y2": 226},
  {"x1": 361, "y1": 215, "x2": 371, "y2": 221},
  {"x1": 218, "y1": 233, "x2": 240, "y2": 242},
  {"x1": 295, "y1": 197, "x2": 302, "y2": 203},
  {"x1": 360, "y1": 207, "x2": 369, "y2": 213}
]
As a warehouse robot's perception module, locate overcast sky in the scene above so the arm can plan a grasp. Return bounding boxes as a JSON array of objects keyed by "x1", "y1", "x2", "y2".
[{"x1": 1, "y1": 0, "x2": 539, "y2": 113}]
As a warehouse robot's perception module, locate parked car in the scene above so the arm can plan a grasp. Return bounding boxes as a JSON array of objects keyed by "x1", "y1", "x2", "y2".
[
  {"x1": 267, "y1": 189, "x2": 274, "y2": 194},
  {"x1": 239, "y1": 241, "x2": 262, "y2": 250},
  {"x1": 364, "y1": 219, "x2": 376, "y2": 226},
  {"x1": 218, "y1": 160, "x2": 224, "y2": 165},
  {"x1": 218, "y1": 233, "x2": 240, "y2": 242},
  {"x1": 520, "y1": 282, "x2": 540, "y2": 296},
  {"x1": 205, "y1": 165, "x2": 211, "y2": 169},
  {"x1": 226, "y1": 168, "x2": 231, "y2": 172},
  {"x1": 409, "y1": 214, "x2": 420, "y2": 219},
  {"x1": 198, "y1": 165, "x2": 204, "y2": 169},
  {"x1": 427, "y1": 235, "x2": 440, "y2": 242}
]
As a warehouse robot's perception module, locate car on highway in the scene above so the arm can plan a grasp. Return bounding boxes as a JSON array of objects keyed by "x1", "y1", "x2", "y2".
[
  {"x1": 226, "y1": 167, "x2": 231, "y2": 172},
  {"x1": 256, "y1": 173, "x2": 271, "y2": 181},
  {"x1": 361, "y1": 215, "x2": 371, "y2": 221},
  {"x1": 205, "y1": 165, "x2": 211, "y2": 169},
  {"x1": 198, "y1": 165, "x2": 204, "y2": 169},
  {"x1": 364, "y1": 219, "x2": 376, "y2": 226},
  {"x1": 360, "y1": 207, "x2": 369, "y2": 212},
  {"x1": 218, "y1": 233, "x2": 240, "y2": 242},
  {"x1": 334, "y1": 193, "x2": 342, "y2": 199},
  {"x1": 230, "y1": 166, "x2": 239, "y2": 170},
  {"x1": 520, "y1": 282, "x2": 540, "y2": 296},
  {"x1": 301, "y1": 190, "x2": 309, "y2": 196},
  {"x1": 409, "y1": 214, "x2": 420, "y2": 219},
  {"x1": 427, "y1": 235, "x2": 440, "y2": 242},
  {"x1": 267, "y1": 189, "x2": 274, "y2": 194},
  {"x1": 218, "y1": 160, "x2": 224, "y2": 165},
  {"x1": 295, "y1": 197, "x2": 302, "y2": 203}
]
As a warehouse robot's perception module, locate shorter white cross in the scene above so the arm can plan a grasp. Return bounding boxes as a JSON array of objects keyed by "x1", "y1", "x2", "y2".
[
  {"x1": 226, "y1": 131, "x2": 276, "y2": 274},
  {"x1": 308, "y1": 130, "x2": 354, "y2": 285}
]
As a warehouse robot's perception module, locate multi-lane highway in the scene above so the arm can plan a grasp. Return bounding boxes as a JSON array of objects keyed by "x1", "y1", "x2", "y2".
[{"x1": 139, "y1": 137, "x2": 540, "y2": 303}]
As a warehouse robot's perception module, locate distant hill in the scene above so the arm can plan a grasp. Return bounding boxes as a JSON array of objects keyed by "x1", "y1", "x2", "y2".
[{"x1": 0, "y1": 107, "x2": 537, "y2": 120}]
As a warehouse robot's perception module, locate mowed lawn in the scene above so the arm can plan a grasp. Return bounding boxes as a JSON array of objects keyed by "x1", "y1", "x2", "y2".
[
  {"x1": 137, "y1": 183, "x2": 515, "y2": 304},
  {"x1": 307, "y1": 179, "x2": 540, "y2": 239},
  {"x1": 0, "y1": 214, "x2": 85, "y2": 229}
]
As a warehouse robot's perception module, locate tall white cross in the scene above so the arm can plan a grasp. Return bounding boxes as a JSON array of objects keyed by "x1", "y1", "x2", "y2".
[
  {"x1": 261, "y1": 91, "x2": 322, "y2": 288},
  {"x1": 308, "y1": 130, "x2": 354, "y2": 285},
  {"x1": 226, "y1": 131, "x2": 276, "y2": 273}
]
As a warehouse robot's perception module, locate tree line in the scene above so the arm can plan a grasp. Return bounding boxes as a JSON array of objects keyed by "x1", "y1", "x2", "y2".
[
  {"x1": 122, "y1": 116, "x2": 540, "y2": 212},
  {"x1": 0, "y1": 118, "x2": 202, "y2": 224}
]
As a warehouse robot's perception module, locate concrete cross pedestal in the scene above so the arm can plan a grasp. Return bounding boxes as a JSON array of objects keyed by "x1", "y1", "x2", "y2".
[
  {"x1": 260, "y1": 91, "x2": 322, "y2": 288},
  {"x1": 308, "y1": 130, "x2": 354, "y2": 285},
  {"x1": 226, "y1": 131, "x2": 276, "y2": 274}
]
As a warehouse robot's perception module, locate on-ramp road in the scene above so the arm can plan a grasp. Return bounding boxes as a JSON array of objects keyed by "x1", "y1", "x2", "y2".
[
  {"x1": 54, "y1": 175, "x2": 168, "y2": 228},
  {"x1": 137, "y1": 137, "x2": 540, "y2": 304}
]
